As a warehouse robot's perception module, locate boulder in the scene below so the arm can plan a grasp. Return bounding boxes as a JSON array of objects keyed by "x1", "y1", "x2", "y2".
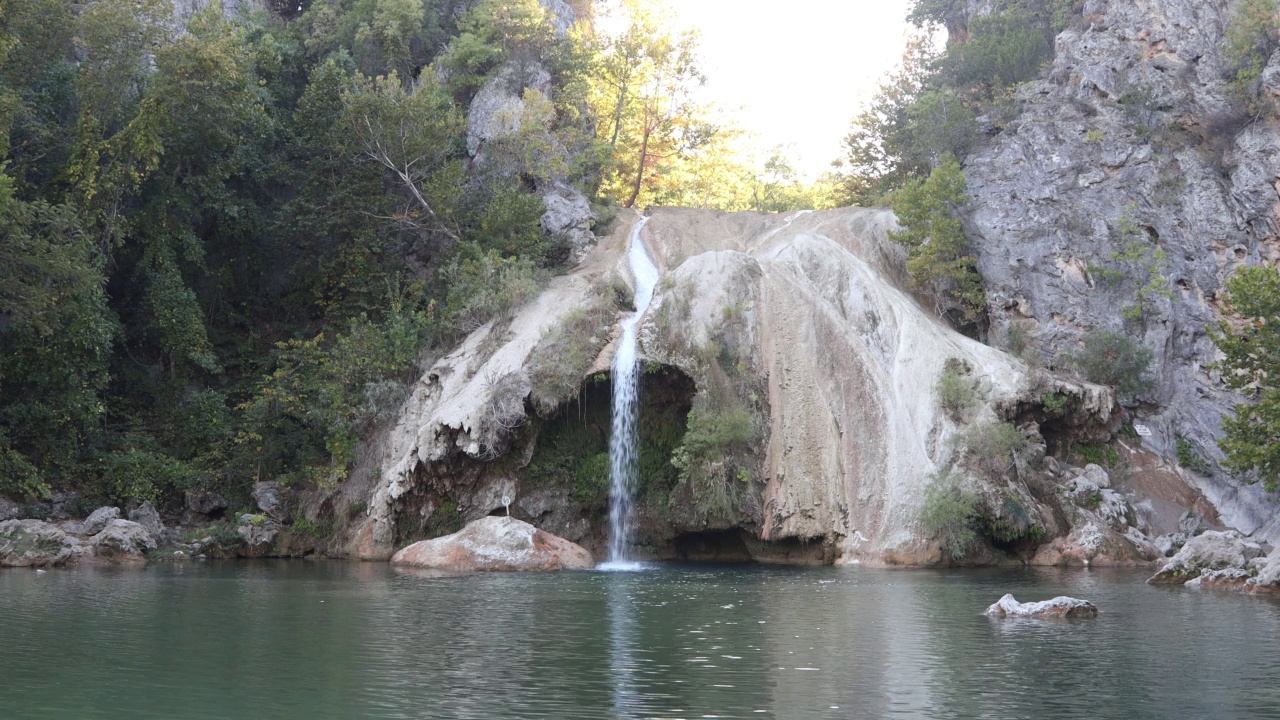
[
  {"x1": 391, "y1": 516, "x2": 593, "y2": 572},
  {"x1": 1186, "y1": 568, "x2": 1252, "y2": 590},
  {"x1": 82, "y1": 506, "x2": 121, "y2": 536},
  {"x1": 251, "y1": 481, "x2": 297, "y2": 522},
  {"x1": 127, "y1": 502, "x2": 164, "y2": 538},
  {"x1": 49, "y1": 490, "x2": 78, "y2": 519},
  {"x1": 0, "y1": 519, "x2": 85, "y2": 567},
  {"x1": 0, "y1": 496, "x2": 20, "y2": 521},
  {"x1": 984, "y1": 593, "x2": 1098, "y2": 618},
  {"x1": 1147, "y1": 530, "x2": 1265, "y2": 583},
  {"x1": 90, "y1": 519, "x2": 157, "y2": 561}
]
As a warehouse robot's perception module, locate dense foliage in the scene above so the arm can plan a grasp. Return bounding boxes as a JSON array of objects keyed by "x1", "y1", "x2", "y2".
[{"x1": 0, "y1": 0, "x2": 585, "y2": 505}]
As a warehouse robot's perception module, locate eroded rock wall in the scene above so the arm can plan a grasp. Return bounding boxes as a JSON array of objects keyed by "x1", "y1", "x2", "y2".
[{"x1": 961, "y1": 0, "x2": 1280, "y2": 541}]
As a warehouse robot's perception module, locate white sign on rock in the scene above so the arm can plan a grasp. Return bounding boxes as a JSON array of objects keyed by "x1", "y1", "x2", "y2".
[{"x1": 1133, "y1": 424, "x2": 1152, "y2": 437}]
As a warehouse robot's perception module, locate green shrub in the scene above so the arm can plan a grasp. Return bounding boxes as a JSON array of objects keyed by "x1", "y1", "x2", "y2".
[
  {"x1": 985, "y1": 490, "x2": 1045, "y2": 545},
  {"x1": 1073, "y1": 442, "x2": 1119, "y2": 468},
  {"x1": 1224, "y1": 0, "x2": 1280, "y2": 97},
  {"x1": 436, "y1": 246, "x2": 546, "y2": 339},
  {"x1": 1041, "y1": 393, "x2": 1068, "y2": 414},
  {"x1": 954, "y1": 422, "x2": 1029, "y2": 477},
  {"x1": 1176, "y1": 435, "x2": 1214, "y2": 476},
  {"x1": 1067, "y1": 330, "x2": 1154, "y2": 403},
  {"x1": 936, "y1": 360, "x2": 978, "y2": 420},
  {"x1": 918, "y1": 468, "x2": 980, "y2": 561},
  {"x1": 98, "y1": 448, "x2": 190, "y2": 505}
]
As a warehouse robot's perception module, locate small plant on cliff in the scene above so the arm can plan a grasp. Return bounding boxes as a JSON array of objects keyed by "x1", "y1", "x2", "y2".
[
  {"x1": 1176, "y1": 434, "x2": 1214, "y2": 476},
  {"x1": 1088, "y1": 212, "x2": 1173, "y2": 322},
  {"x1": 918, "y1": 467, "x2": 980, "y2": 561},
  {"x1": 1067, "y1": 330, "x2": 1154, "y2": 404},
  {"x1": 936, "y1": 359, "x2": 978, "y2": 421},
  {"x1": 889, "y1": 154, "x2": 986, "y2": 326},
  {"x1": 1223, "y1": 0, "x2": 1280, "y2": 98},
  {"x1": 954, "y1": 421, "x2": 1030, "y2": 478},
  {"x1": 1209, "y1": 265, "x2": 1280, "y2": 491}
]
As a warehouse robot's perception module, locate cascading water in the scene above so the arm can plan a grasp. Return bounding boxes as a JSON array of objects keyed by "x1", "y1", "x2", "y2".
[{"x1": 602, "y1": 216, "x2": 659, "y2": 569}]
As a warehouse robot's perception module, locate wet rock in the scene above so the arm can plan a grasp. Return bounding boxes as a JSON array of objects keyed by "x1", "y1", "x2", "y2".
[
  {"x1": 0, "y1": 520, "x2": 84, "y2": 567},
  {"x1": 90, "y1": 520, "x2": 156, "y2": 561},
  {"x1": 236, "y1": 514, "x2": 280, "y2": 557},
  {"x1": 128, "y1": 502, "x2": 164, "y2": 538},
  {"x1": 1244, "y1": 549, "x2": 1280, "y2": 594},
  {"x1": 185, "y1": 489, "x2": 228, "y2": 516},
  {"x1": 1147, "y1": 530, "x2": 1264, "y2": 583},
  {"x1": 985, "y1": 594, "x2": 1098, "y2": 618},
  {"x1": 391, "y1": 516, "x2": 593, "y2": 572},
  {"x1": 82, "y1": 506, "x2": 121, "y2": 536},
  {"x1": 1186, "y1": 568, "x2": 1252, "y2": 590},
  {"x1": 0, "y1": 497, "x2": 20, "y2": 521}
]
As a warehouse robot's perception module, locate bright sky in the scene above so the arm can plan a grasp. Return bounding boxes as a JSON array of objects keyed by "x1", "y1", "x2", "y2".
[{"x1": 670, "y1": 0, "x2": 914, "y2": 179}]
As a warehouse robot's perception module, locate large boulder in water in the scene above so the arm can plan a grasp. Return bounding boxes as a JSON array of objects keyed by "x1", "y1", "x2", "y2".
[
  {"x1": 984, "y1": 593, "x2": 1098, "y2": 618},
  {"x1": 0, "y1": 519, "x2": 86, "y2": 566},
  {"x1": 391, "y1": 516, "x2": 593, "y2": 572}
]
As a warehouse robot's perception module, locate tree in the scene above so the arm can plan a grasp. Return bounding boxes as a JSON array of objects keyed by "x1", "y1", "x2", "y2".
[
  {"x1": 342, "y1": 72, "x2": 466, "y2": 245},
  {"x1": 587, "y1": 0, "x2": 705, "y2": 208},
  {"x1": 888, "y1": 154, "x2": 985, "y2": 324},
  {"x1": 1211, "y1": 265, "x2": 1280, "y2": 491}
]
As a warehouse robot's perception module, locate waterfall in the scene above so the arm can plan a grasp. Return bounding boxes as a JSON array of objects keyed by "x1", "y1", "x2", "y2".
[{"x1": 602, "y1": 216, "x2": 659, "y2": 569}]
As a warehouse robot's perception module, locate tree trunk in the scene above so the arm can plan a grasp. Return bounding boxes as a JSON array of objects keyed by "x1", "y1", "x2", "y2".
[{"x1": 624, "y1": 126, "x2": 650, "y2": 209}]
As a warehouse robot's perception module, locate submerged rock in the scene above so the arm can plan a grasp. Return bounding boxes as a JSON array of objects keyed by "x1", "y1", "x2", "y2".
[
  {"x1": 0, "y1": 519, "x2": 85, "y2": 567},
  {"x1": 1147, "y1": 530, "x2": 1264, "y2": 584},
  {"x1": 391, "y1": 516, "x2": 592, "y2": 572},
  {"x1": 984, "y1": 593, "x2": 1098, "y2": 618}
]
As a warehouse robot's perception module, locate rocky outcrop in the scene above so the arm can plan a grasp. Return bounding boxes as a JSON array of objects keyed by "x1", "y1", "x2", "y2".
[
  {"x1": 0, "y1": 520, "x2": 85, "y2": 567},
  {"x1": 961, "y1": 0, "x2": 1280, "y2": 541},
  {"x1": 985, "y1": 593, "x2": 1098, "y2": 618},
  {"x1": 0, "y1": 497, "x2": 20, "y2": 522},
  {"x1": 458, "y1": 1, "x2": 597, "y2": 262},
  {"x1": 89, "y1": 520, "x2": 157, "y2": 562},
  {"x1": 236, "y1": 514, "x2": 282, "y2": 557},
  {"x1": 391, "y1": 516, "x2": 593, "y2": 571},
  {"x1": 128, "y1": 503, "x2": 164, "y2": 538},
  {"x1": 1148, "y1": 529, "x2": 1265, "y2": 583}
]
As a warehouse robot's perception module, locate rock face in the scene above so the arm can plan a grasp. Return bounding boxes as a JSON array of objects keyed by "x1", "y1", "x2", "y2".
[
  {"x1": 985, "y1": 593, "x2": 1098, "y2": 618},
  {"x1": 236, "y1": 514, "x2": 281, "y2": 557},
  {"x1": 0, "y1": 520, "x2": 84, "y2": 567},
  {"x1": 128, "y1": 503, "x2": 164, "y2": 538},
  {"x1": 391, "y1": 516, "x2": 593, "y2": 571},
  {"x1": 960, "y1": 0, "x2": 1280, "y2": 541},
  {"x1": 0, "y1": 497, "x2": 20, "y2": 522}
]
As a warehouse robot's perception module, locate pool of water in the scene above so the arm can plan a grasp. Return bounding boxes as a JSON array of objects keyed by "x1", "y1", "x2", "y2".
[{"x1": 1, "y1": 562, "x2": 1277, "y2": 719}]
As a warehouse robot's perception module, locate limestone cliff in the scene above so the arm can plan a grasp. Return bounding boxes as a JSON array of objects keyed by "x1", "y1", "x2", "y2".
[
  {"x1": 344, "y1": 208, "x2": 1131, "y2": 565},
  {"x1": 961, "y1": 0, "x2": 1280, "y2": 541}
]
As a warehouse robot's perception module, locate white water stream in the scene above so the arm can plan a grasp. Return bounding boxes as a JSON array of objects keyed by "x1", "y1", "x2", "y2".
[{"x1": 601, "y1": 216, "x2": 659, "y2": 569}]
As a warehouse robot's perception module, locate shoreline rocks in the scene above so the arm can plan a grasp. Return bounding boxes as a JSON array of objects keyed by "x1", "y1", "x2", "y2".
[
  {"x1": 391, "y1": 516, "x2": 593, "y2": 572},
  {"x1": 985, "y1": 593, "x2": 1098, "y2": 618}
]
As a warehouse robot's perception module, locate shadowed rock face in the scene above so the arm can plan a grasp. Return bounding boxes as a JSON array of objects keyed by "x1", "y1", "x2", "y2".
[{"x1": 355, "y1": 208, "x2": 1118, "y2": 565}]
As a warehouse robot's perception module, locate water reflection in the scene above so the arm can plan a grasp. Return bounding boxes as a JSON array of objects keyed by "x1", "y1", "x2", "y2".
[{"x1": 2, "y1": 563, "x2": 1280, "y2": 719}]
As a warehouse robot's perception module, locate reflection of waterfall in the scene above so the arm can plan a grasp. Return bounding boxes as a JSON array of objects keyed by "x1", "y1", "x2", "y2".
[
  {"x1": 604, "y1": 216, "x2": 659, "y2": 567},
  {"x1": 607, "y1": 575, "x2": 640, "y2": 719}
]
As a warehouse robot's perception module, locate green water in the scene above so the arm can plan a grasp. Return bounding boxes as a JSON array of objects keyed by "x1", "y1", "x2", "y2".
[{"x1": 1, "y1": 562, "x2": 1278, "y2": 719}]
